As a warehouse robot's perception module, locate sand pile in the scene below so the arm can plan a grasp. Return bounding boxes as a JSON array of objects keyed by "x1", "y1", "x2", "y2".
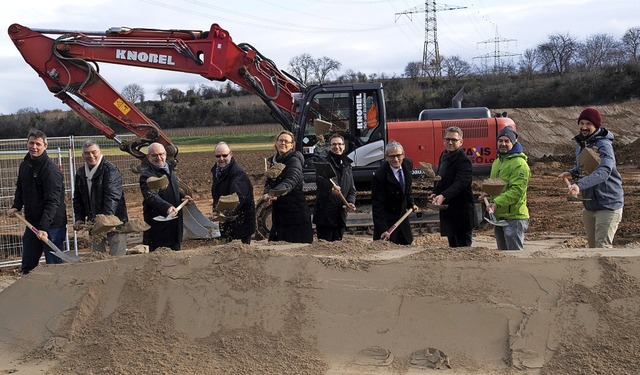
[{"x1": 1, "y1": 235, "x2": 640, "y2": 374}]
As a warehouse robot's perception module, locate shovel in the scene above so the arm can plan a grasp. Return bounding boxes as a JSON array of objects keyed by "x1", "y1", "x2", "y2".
[
  {"x1": 13, "y1": 212, "x2": 80, "y2": 263},
  {"x1": 314, "y1": 162, "x2": 355, "y2": 212},
  {"x1": 153, "y1": 199, "x2": 189, "y2": 222},
  {"x1": 383, "y1": 208, "x2": 414, "y2": 240},
  {"x1": 563, "y1": 177, "x2": 590, "y2": 202},
  {"x1": 482, "y1": 197, "x2": 508, "y2": 227}
]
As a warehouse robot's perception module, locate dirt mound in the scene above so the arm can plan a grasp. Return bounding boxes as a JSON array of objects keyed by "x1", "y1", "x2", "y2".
[{"x1": 1, "y1": 238, "x2": 640, "y2": 374}]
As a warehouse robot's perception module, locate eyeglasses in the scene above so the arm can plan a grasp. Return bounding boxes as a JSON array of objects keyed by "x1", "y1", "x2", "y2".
[
  {"x1": 330, "y1": 143, "x2": 344, "y2": 146},
  {"x1": 148, "y1": 153, "x2": 166, "y2": 158},
  {"x1": 277, "y1": 139, "x2": 293, "y2": 144},
  {"x1": 386, "y1": 154, "x2": 403, "y2": 159},
  {"x1": 215, "y1": 154, "x2": 229, "y2": 158},
  {"x1": 444, "y1": 138, "x2": 461, "y2": 143}
]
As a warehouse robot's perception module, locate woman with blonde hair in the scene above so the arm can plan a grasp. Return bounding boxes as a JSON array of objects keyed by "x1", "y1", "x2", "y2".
[{"x1": 262, "y1": 131, "x2": 313, "y2": 243}]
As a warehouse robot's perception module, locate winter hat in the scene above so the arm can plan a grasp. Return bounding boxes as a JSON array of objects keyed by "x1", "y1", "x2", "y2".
[
  {"x1": 497, "y1": 126, "x2": 518, "y2": 144},
  {"x1": 578, "y1": 107, "x2": 601, "y2": 128}
]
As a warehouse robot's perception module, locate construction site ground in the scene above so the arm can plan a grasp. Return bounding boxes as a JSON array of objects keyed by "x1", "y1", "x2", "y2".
[{"x1": 1, "y1": 101, "x2": 640, "y2": 374}]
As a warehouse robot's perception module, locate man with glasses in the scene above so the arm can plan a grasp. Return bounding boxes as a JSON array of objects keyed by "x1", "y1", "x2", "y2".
[
  {"x1": 140, "y1": 142, "x2": 192, "y2": 251},
  {"x1": 430, "y1": 127, "x2": 474, "y2": 247},
  {"x1": 313, "y1": 134, "x2": 357, "y2": 241},
  {"x1": 372, "y1": 141, "x2": 419, "y2": 244},
  {"x1": 211, "y1": 141, "x2": 256, "y2": 244},
  {"x1": 73, "y1": 140, "x2": 129, "y2": 255}
]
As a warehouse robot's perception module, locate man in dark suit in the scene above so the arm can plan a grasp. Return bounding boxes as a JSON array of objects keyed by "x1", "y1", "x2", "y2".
[
  {"x1": 372, "y1": 141, "x2": 418, "y2": 244},
  {"x1": 431, "y1": 126, "x2": 474, "y2": 247}
]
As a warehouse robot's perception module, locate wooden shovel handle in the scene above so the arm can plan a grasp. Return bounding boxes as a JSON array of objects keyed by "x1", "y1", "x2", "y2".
[
  {"x1": 482, "y1": 196, "x2": 494, "y2": 214},
  {"x1": 329, "y1": 178, "x2": 355, "y2": 212},
  {"x1": 12, "y1": 212, "x2": 40, "y2": 236},
  {"x1": 387, "y1": 209, "x2": 413, "y2": 236},
  {"x1": 172, "y1": 199, "x2": 189, "y2": 216}
]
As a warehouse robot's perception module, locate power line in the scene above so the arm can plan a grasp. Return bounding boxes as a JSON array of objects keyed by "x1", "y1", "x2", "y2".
[
  {"x1": 395, "y1": 1, "x2": 466, "y2": 77},
  {"x1": 474, "y1": 27, "x2": 521, "y2": 72}
]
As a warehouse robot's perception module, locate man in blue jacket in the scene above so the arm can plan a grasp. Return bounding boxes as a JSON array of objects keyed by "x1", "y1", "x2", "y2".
[
  {"x1": 558, "y1": 107, "x2": 624, "y2": 248},
  {"x1": 5, "y1": 130, "x2": 67, "y2": 274}
]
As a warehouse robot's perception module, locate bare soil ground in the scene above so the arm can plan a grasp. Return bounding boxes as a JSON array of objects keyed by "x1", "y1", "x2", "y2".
[{"x1": 1, "y1": 102, "x2": 639, "y2": 374}]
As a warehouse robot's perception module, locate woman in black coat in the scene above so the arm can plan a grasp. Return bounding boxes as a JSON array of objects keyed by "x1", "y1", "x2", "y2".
[
  {"x1": 262, "y1": 131, "x2": 313, "y2": 243},
  {"x1": 431, "y1": 126, "x2": 474, "y2": 247}
]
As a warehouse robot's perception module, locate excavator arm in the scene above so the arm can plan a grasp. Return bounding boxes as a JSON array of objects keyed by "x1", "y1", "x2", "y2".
[{"x1": 8, "y1": 23, "x2": 303, "y2": 161}]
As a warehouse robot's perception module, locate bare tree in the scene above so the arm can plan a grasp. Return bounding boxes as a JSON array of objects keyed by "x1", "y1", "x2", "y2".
[
  {"x1": 622, "y1": 27, "x2": 640, "y2": 62},
  {"x1": 313, "y1": 56, "x2": 341, "y2": 84},
  {"x1": 518, "y1": 48, "x2": 541, "y2": 77},
  {"x1": 441, "y1": 56, "x2": 472, "y2": 80},
  {"x1": 577, "y1": 33, "x2": 623, "y2": 70},
  {"x1": 155, "y1": 86, "x2": 168, "y2": 101},
  {"x1": 121, "y1": 83, "x2": 145, "y2": 103},
  {"x1": 536, "y1": 33, "x2": 578, "y2": 74},
  {"x1": 404, "y1": 61, "x2": 423, "y2": 79},
  {"x1": 288, "y1": 53, "x2": 315, "y2": 85}
]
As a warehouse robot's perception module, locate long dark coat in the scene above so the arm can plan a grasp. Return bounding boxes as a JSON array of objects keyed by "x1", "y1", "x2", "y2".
[
  {"x1": 264, "y1": 150, "x2": 313, "y2": 243},
  {"x1": 371, "y1": 159, "x2": 415, "y2": 244},
  {"x1": 433, "y1": 148, "x2": 474, "y2": 236},
  {"x1": 140, "y1": 162, "x2": 184, "y2": 249},
  {"x1": 211, "y1": 157, "x2": 256, "y2": 241},
  {"x1": 73, "y1": 158, "x2": 128, "y2": 223},
  {"x1": 312, "y1": 152, "x2": 356, "y2": 229}
]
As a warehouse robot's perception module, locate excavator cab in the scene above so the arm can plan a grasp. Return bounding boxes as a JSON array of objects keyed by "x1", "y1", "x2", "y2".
[{"x1": 296, "y1": 83, "x2": 386, "y2": 187}]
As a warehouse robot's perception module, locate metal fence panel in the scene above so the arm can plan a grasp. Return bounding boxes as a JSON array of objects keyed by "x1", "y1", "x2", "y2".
[{"x1": 0, "y1": 135, "x2": 140, "y2": 266}]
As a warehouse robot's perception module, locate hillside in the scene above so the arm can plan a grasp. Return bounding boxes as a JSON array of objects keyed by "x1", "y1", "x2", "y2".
[{"x1": 501, "y1": 100, "x2": 640, "y2": 159}]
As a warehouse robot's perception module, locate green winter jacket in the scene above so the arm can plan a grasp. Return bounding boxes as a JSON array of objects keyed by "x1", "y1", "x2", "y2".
[{"x1": 489, "y1": 145, "x2": 530, "y2": 220}]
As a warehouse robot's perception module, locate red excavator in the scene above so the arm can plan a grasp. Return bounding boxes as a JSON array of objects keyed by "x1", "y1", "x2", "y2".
[{"x1": 8, "y1": 22, "x2": 517, "y2": 236}]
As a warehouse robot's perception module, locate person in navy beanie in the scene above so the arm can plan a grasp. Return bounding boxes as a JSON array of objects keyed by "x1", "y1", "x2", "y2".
[{"x1": 558, "y1": 107, "x2": 624, "y2": 248}]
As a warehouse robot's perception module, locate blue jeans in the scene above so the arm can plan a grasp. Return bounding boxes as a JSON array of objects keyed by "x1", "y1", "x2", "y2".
[{"x1": 22, "y1": 226, "x2": 67, "y2": 274}]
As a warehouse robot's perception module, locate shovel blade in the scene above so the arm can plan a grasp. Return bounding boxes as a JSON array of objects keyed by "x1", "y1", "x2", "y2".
[
  {"x1": 153, "y1": 214, "x2": 177, "y2": 222},
  {"x1": 484, "y1": 216, "x2": 509, "y2": 227}
]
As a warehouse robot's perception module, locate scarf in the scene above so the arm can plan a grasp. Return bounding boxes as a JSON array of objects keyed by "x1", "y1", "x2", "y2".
[{"x1": 84, "y1": 155, "x2": 103, "y2": 198}]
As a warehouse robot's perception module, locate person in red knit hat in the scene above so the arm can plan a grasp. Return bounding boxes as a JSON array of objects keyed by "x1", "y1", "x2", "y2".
[{"x1": 557, "y1": 107, "x2": 624, "y2": 248}]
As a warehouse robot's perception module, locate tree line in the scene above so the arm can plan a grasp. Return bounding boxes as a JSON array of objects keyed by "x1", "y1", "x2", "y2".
[{"x1": 0, "y1": 28, "x2": 638, "y2": 139}]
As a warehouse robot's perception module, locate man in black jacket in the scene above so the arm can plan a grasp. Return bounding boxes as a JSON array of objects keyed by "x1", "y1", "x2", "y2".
[
  {"x1": 372, "y1": 141, "x2": 418, "y2": 244},
  {"x1": 5, "y1": 130, "x2": 67, "y2": 274},
  {"x1": 140, "y1": 143, "x2": 192, "y2": 251},
  {"x1": 431, "y1": 126, "x2": 474, "y2": 247},
  {"x1": 313, "y1": 134, "x2": 356, "y2": 241},
  {"x1": 211, "y1": 141, "x2": 256, "y2": 244},
  {"x1": 73, "y1": 140, "x2": 129, "y2": 255}
]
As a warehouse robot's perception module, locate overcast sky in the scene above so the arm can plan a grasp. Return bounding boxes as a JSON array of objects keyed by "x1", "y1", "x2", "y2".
[{"x1": 1, "y1": 0, "x2": 637, "y2": 115}]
